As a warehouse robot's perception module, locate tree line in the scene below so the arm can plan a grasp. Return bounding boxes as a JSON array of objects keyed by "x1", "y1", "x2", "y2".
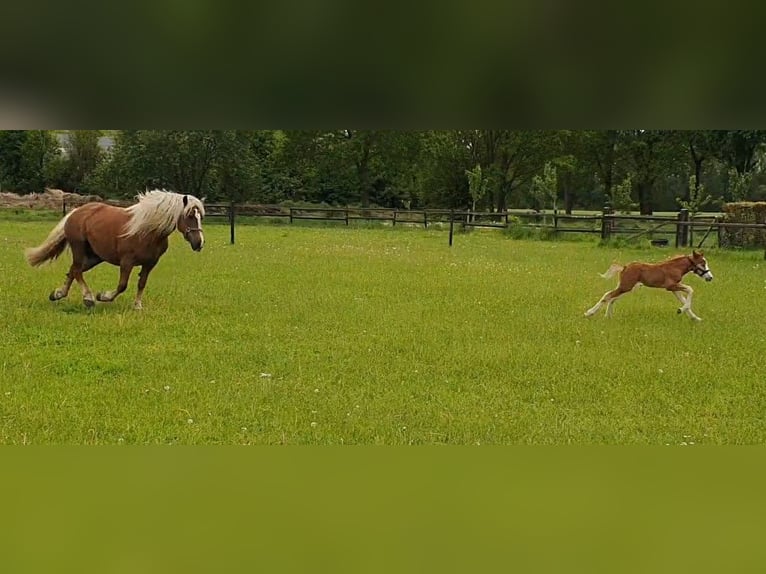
[{"x1": 2, "y1": 130, "x2": 766, "y2": 214}]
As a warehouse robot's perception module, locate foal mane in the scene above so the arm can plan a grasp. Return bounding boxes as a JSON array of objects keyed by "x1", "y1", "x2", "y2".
[{"x1": 121, "y1": 189, "x2": 205, "y2": 238}]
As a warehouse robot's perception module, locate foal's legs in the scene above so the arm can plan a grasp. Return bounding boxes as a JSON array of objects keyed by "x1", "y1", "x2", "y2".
[
  {"x1": 96, "y1": 261, "x2": 134, "y2": 303},
  {"x1": 585, "y1": 286, "x2": 630, "y2": 317},
  {"x1": 132, "y1": 263, "x2": 156, "y2": 310},
  {"x1": 673, "y1": 291, "x2": 687, "y2": 313},
  {"x1": 669, "y1": 284, "x2": 701, "y2": 321},
  {"x1": 605, "y1": 283, "x2": 641, "y2": 317}
]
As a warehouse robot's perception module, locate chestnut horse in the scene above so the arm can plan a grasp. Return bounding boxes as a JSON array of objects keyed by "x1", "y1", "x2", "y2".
[
  {"x1": 25, "y1": 189, "x2": 205, "y2": 310},
  {"x1": 584, "y1": 250, "x2": 713, "y2": 321}
]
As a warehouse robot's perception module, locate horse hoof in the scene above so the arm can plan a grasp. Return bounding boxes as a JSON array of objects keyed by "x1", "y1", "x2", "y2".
[
  {"x1": 133, "y1": 302, "x2": 143, "y2": 311},
  {"x1": 83, "y1": 298, "x2": 95, "y2": 308},
  {"x1": 49, "y1": 291, "x2": 59, "y2": 301},
  {"x1": 676, "y1": 308, "x2": 682, "y2": 314}
]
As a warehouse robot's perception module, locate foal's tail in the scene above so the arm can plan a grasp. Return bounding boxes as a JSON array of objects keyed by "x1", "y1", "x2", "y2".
[
  {"x1": 599, "y1": 262, "x2": 624, "y2": 279},
  {"x1": 24, "y1": 212, "x2": 72, "y2": 267}
]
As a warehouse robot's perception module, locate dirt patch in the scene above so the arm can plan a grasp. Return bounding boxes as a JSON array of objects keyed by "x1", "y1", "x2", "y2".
[{"x1": 0, "y1": 188, "x2": 103, "y2": 210}]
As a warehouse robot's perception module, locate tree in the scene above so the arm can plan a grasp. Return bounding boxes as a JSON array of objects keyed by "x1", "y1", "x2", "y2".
[
  {"x1": 621, "y1": 130, "x2": 686, "y2": 214},
  {"x1": 459, "y1": 130, "x2": 558, "y2": 211},
  {"x1": 677, "y1": 175, "x2": 713, "y2": 216},
  {"x1": 0, "y1": 130, "x2": 58, "y2": 193},
  {"x1": 583, "y1": 130, "x2": 620, "y2": 205},
  {"x1": 529, "y1": 162, "x2": 558, "y2": 223},
  {"x1": 214, "y1": 130, "x2": 274, "y2": 203},
  {"x1": 0, "y1": 130, "x2": 26, "y2": 192},
  {"x1": 465, "y1": 164, "x2": 489, "y2": 221},
  {"x1": 609, "y1": 173, "x2": 638, "y2": 213},
  {"x1": 49, "y1": 130, "x2": 104, "y2": 193},
  {"x1": 685, "y1": 130, "x2": 719, "y2": 203},
  {"x1": 714, "y1": 130, "x2": 766, "y2": 175}
]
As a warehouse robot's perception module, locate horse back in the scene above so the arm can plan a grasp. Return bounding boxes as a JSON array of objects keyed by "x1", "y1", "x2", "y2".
[
  {"x1": 63, "y1": 203, "x2": 134, "y2": 264},
  {"x1": 628, "y1": 259, "x2": 685, "y2": 287}
]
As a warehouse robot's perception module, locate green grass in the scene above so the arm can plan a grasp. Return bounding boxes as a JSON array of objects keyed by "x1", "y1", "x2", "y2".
[{"x1": 1, "y1": 220, "x2": 764, "y2": 444}]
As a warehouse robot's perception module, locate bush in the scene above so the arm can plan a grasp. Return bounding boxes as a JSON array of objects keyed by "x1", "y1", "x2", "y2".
[{"x1": 720, "y1": 201, "x2": 766, "y2": 248}]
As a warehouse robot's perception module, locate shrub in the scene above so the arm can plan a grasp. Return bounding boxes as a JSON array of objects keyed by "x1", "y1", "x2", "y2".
[{"x1": 719, "y1": 201, "x2": 766, "y2": 248}]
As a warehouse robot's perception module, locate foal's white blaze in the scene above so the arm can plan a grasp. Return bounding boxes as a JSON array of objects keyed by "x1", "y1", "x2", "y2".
[
  {"x1": 702, "y1": 257, "x2": 713, "y2": 281},
  {"x1": 196, "y1": 210, "x2": 204, "y2": 248}
]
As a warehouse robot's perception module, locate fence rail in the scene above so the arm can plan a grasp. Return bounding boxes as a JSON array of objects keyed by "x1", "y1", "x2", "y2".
[{"x1": 25, "y1": 198, "x2": 766, "y2": 257}]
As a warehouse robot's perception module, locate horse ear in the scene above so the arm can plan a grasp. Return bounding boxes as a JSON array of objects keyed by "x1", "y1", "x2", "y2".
[
  {"x1": 692, "y1": 249, "x2": 699, "y2": 256},
  {"x1": 183, "y1": 195, "x2": 188, "y2": 207}
]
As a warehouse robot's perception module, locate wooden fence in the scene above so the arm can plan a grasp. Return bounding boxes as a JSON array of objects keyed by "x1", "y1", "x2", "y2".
[{"x1": 55, "y1": 198, "x2": 766, "y2": 256}]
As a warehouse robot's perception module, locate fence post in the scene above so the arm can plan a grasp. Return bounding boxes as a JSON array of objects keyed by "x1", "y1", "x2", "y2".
[
  {"x1": 345, "y1": 208, "x2": 349, "y2": 226},
  {"x1": 424, "y1": 211, "x2": 428, "y2": 229},
  {"x1": 62, "y1": 199, "x2": 66, "y2": 216},
  {"x1": 449, "y1": 210, "x2": 454, "y2": 247},
  {"x1": 289, "y1": 208, "x2": 293, "y2": 224},
  {"x1": 676, "y1": 208, "x2": 689, "y2": 248},
  {"x1": 553, "y1": 208, "x2": 559, "y2": 236},
  {"x1": 600, "y1": 205, "x2": 611, "y2": 240},
  {"x1": 229, "y1": 201, "x2": 236, "y2": 244},
  {"x1": 689, "y1": 215, "x2": 694, "y2": 247},
  {"x1": 718, "y1": 217, "x2": 724, "y2": 249},
  {"x1": 393, "y1": 210, "x2": 397, "y2": 227}
]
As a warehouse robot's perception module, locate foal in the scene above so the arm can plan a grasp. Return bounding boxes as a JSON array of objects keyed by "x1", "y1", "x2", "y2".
[{"x1": 584, "y1": 250, "x2": 713, "y2": 321}]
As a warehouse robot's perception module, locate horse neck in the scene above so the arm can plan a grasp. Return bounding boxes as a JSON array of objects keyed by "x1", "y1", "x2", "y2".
[{"x1": 668, "y1": 255, "x2": 693, "y2": 273}]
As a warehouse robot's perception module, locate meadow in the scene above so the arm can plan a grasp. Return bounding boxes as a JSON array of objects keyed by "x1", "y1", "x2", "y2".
[{"x1": 1, "y1": 218, "x2": 764, "y2": 445}]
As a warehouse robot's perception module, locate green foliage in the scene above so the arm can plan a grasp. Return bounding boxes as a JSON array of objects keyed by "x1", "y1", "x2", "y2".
[
  {"x1": 47, "y1": 130, "x2": 105, "y2": 194},
  {"x1": 610, "y1": 173, "x2": 638, "y2": 213},
  {"x1": 0, "y1": 130, "x2": 59, "y2": 194},
  {"x1": 465, "y1": 164, "x2": 489, "y2": 218},
  {"x1": 530, "y1": 161, "x2": 558, "y2": 214},
  {"x1": 726, "y1": 167, "x2": 753, "y2": 202},
  {"x1": 678, "y1": 175, "x2": 713, "y2": 215},
  {"x1": 3, "y1": 130, "x2": 766, "y2": 213}
]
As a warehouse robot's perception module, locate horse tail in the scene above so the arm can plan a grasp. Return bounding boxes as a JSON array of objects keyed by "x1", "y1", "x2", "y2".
[
  {"x1": 25, "y1": 212, "x2": 72, "y2": 267},
  {"x1": 599, "y1": 262, "x2": 624, "y2": 279}
]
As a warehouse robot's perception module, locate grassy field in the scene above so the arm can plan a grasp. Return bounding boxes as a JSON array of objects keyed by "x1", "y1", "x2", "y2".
[{"x1": 1, "y1": 219, "x2": 764, "y2": 445}]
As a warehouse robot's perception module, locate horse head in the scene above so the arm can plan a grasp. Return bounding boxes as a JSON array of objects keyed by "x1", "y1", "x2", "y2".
[
  {"x1": 690, "y1": 250, "x2": 713, "y2": 282},
  {"x1": 178, "y1": 195, "x2": 205, "y2": 251}
]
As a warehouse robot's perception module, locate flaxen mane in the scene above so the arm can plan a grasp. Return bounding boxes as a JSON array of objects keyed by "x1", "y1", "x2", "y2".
[{"x1": 121, "y1": 189, "x2": 205, "y2": 238}]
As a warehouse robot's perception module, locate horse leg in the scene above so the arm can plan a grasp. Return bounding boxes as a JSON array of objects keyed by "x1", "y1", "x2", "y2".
[
  {"x1": 669, "y1": 284, "x2": 701, "y2": 321},
  {"x1": 61, "y1": 240, "x2": 97, "y2": 308},
  {"x1": 96, "y1": 261, "x2": 134, "y2": 303},
  {"x1": 585, "y1": 287, "x2": 628, "y2": 317},
  {"x1": 49, "y1": 253, "x2": 103, "y2": 302},
  {"x1": 132, "y1": 263, "x2": 156, "y2": 310},
  {"x1": 605, "y1": 291, "x2": 629, "y2": 317},
  {"x1": 673, "y1": 291, "x2": 688, "y2": 315},
  {"x1": 49, "y1": 269, "x2": 75, "y2": 301}
]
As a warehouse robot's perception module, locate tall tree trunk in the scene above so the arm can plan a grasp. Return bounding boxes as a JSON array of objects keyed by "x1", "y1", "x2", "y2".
[
  {"x1": 562, "y1": 170, "x2": 573, "y2": 214},
  {"x1": 356, "y1": 133, "x2": 374, "y2": 208},
  {"x1": 602, "y1": 133, "x2": 616, "y2": 203},
  {"x1": 688, "y1": 139, "x2": 704, "y2": 202},
  {"x1": 637, "y1": 180, "x2": 653, "y2": 215}
]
